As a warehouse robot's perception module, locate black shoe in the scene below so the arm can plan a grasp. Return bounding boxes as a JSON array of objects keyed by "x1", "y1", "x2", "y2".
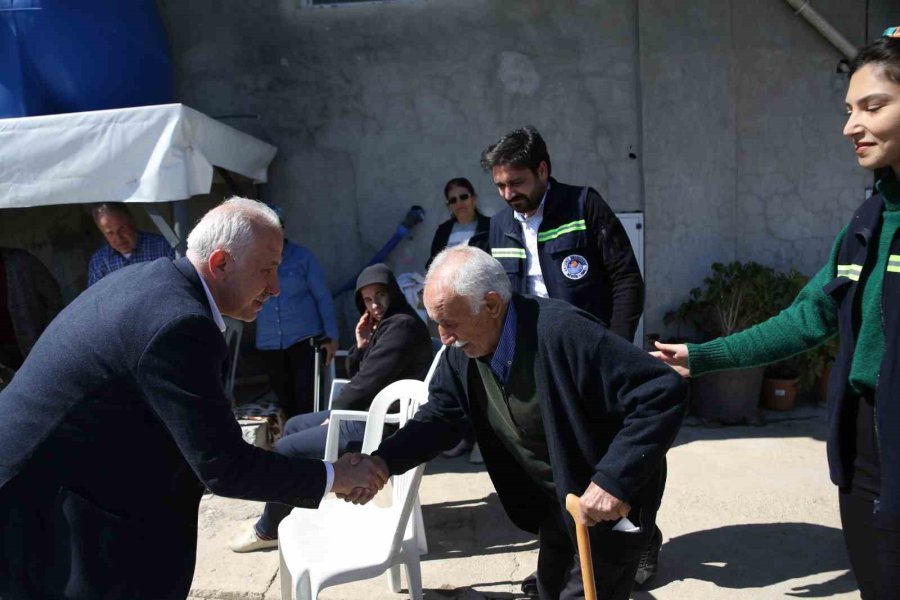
[
  {"x1": 634, "y1": 525, "x2": 663, "y2": 587},
  {"x1": 520, "y1": 570, "x2": 538, "y2": 597}
]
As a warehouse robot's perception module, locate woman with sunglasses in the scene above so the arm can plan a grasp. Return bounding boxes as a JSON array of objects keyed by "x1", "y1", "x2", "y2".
[
  {"x1": 654, "y1": 28, "x2": 900, "y2": 598},
  {"x1": 426, "y1": 178, "x2": 491, "y2": 461},
  {"x1": 427, "y1": 177, "x2": 491, "y2": 269}
]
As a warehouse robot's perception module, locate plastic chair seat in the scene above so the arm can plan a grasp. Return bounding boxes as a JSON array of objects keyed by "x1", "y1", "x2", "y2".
[
  {"x1": 279, "y1": 500, "x2": 407, "y2": 583},
  {"x1": 279, "y1": 496, "x2": 424, "y2": 599}
]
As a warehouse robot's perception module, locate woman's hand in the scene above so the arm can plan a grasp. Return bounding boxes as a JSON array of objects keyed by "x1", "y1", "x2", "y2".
[
  {"x1": 355, "y1": 312, "x2": 374, "y2": 349},
  {"x1": 650, "y1": 341, "x2": 692, "y2": 378}
]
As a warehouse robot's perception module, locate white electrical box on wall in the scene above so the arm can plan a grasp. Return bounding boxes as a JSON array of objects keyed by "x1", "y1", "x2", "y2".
[{"x1": 615, "y1": 212, "x2": 644, "y2": 347}]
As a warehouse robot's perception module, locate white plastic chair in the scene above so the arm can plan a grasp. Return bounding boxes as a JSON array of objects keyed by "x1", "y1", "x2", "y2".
[
  {"x1": 321, "y1": 345, "x2": 446, "y2": 555},
  {"x1": 278, "y1": 379, "x2": 429, "y2": 600},
  {"x1": 315, "y1": 349, "x2": 349, "y2": 412},
  {"x1": 222, "y1": 316, "x2": 243, "y2": 400},
  {"x1": 322, "y1": 345, "x2": 446, "y2": 460},
  {"x1": 327, "y1": 378, "x2": 350, "y2": 410},
  {"x1": 424, "y1": 343, "x2": 445, "y2": 385},
  {"x1": 325, "y1": 343, "x2": 444, "y2": 412}
]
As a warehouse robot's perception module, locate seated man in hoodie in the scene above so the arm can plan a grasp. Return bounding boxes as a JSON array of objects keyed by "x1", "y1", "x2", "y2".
[{"x1": 230, "y1": 263, "x2": 433, "y2": 552}]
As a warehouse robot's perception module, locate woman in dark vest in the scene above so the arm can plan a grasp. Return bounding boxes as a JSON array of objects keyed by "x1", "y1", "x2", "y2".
[
  {"x1": 427, "y1": 177, "x2": 491, "y2": 269},
  {"x1": 653, "y1": 29, "x2": 900, "y2": 599}
]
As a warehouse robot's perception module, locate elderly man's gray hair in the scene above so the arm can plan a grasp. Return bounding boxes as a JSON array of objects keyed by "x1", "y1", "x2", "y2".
[
  {"x1": 427, "y1": 246, "x2": 512, "y2": 313},
  {"x1": 186, "y1": 197, "x2": 281, "y2": 261}
]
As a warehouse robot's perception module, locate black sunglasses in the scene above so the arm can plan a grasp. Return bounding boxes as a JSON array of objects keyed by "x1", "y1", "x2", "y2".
[{"x1": 446, "y1": 193, "x2": 471, "y2": 205}]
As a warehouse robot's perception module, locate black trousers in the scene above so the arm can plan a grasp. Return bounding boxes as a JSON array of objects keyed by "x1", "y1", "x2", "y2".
[
  {"x1": 839, "y1": 394, "x2": 900, "y2": 599},
  {"x1": 0, "y1": 343, "x2": 22, "y2": 390},
  {"x1": 261, "y1": 340, "x2": 317, "y2": 419},
  {"x1": 0, "y1": 342, "x2": 22, "y2": 370},
  {"x1": 0, "y1": 467, "x2": 196, "y2": 600},
  {"x1": 536, "y1": 503, "x2": 651, "y2": 599},
  {"x1": 838, "y1": 396, "x2": 900, "y2": 600},
  {"x1": 840, "y1": 488, "x2": 900, "y2": 600},
  {"x1": 0, "y1": 466, "x2": 50, "y2": 600}
]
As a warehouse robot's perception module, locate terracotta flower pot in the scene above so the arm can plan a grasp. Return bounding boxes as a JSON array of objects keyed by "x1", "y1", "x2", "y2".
[{"x1": 762, "y1": 376, "x2": 799, "y2": 411}]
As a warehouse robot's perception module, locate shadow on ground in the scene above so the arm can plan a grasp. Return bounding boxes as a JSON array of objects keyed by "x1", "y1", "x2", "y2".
[
  {"x1": 420, "y1": 492, "x2": 539, "y2": 561},
  {"x1": 427, "y1": 581, "x2": 530, "y2": 599},
  {"x1": 425, "y1": 454, "x2": 489, "y2": 475},
  {"x1": 671, "y1": 402, "x2": 829, "y2": 448},
  {"x1": 634, "y1": 522, "x2": 857, "y2": 598}
]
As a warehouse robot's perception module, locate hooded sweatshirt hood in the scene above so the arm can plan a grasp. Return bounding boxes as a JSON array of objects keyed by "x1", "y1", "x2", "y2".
[{"x1": 354, "y1": 263, "x2": 418, "y2": 320}]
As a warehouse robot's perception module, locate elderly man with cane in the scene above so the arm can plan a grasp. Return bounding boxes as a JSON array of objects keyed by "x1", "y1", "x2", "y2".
[{"x1": 353, "y1": 246, "x2": 685, "y2": 599}]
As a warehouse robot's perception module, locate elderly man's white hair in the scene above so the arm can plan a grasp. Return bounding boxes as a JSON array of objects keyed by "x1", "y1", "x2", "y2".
[
  {"x1": 187, "y1": 197, "x2": 281, "y2": 261},
  {"x1": 426, "y1": 246, "x2": 512, "y2": 314}
]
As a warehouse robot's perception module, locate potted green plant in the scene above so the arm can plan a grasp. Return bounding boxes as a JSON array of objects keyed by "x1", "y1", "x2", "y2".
[
  {"x1": 665, "y1": 262, "x2": 797, "y2": 424},
  {"x1": 798, "y1": 336, "x2": 839, "y2": 406}
]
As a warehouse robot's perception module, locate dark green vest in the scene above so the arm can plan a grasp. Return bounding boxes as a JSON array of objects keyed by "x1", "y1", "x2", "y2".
[{"x1": 474, "y1": 341, "x2": 555, "y2": 496}]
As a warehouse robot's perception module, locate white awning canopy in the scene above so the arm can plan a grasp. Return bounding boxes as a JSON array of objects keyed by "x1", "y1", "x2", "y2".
[{"x1": 0, "y1": 103, "x2": 277, "y2": 209}]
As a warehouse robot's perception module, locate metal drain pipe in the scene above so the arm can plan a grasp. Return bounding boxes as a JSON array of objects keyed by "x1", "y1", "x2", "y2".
[{"x1": 783, "y1": 0, "x2": 858, "y2": 60}]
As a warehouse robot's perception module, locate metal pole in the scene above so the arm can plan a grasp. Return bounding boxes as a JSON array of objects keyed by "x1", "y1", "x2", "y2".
[
  {"x1": 172, "y1": 200, "x2": 190, "y2": 258},
  {"x1": 312, "y1": 338, "x2": 322, "y2": 413},
  {"x1": 783, "y1": 0, "x2": 858, "y2": 60}
]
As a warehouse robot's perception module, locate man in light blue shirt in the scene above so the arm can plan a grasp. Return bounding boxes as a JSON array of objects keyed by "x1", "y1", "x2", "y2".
[{"x1": 256, "y1": 234, "x2": 338, "y2": 418}]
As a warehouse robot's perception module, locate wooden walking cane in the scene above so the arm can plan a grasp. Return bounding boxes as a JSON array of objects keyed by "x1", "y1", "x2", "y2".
[{"x1": 565, "y1": 493, "x2": 598, "y2": 600}]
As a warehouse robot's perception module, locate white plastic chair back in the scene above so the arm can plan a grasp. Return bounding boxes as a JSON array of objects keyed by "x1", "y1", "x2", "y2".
[
  {"x1": 327, "y1": 378, "x2": 350, "y2": 410},
  {"x1": 315, "y1": 349, "x2": 346, "y2": 412},
  {"x1": 322, "y1": 372, "x2": 436, "y2": 555},
  {"x1": 359, "y1": 379, "x2": 426, "y2": 454},
  {"x1": 222, "y1": 317, "x2": 243, "y2": 400},
  {"x1": 423, "y1": 343, "x2": 446, "y2": 389},
  {"x1": 278, "y1": 379, "x2": 429, "y2": 600},
  {"x1": 362, "y1": 379, "x2": 428, "y2": 558}
]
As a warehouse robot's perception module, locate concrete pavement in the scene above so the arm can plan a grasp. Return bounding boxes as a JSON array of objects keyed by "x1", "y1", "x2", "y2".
[{"x1": 189, "y1": 404, "x2": 858, "y2": 599}]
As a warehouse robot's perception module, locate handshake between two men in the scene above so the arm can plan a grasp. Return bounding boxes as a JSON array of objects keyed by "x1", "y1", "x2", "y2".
[
  {"x1": 330, "y1": 452, "x2": 391, "y2": 504},
  {"x1": 329, "y1": 450, "x2": 636, "y2": 521}
]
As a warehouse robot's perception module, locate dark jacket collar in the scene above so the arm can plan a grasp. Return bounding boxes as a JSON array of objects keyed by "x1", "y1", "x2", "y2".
[{"x1": 173, "y1": 256, "x2": 215, "y2": 314}]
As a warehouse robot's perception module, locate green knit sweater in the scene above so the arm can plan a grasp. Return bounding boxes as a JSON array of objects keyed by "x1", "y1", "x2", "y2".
[{"x1": 688, "y1": 178, "x2": 900, "y2": 394}]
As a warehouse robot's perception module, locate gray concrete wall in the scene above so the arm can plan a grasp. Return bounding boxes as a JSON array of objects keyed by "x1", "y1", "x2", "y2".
[
  {"x1": 5, "y1": 0, "x2": 882, "y2": 340},
  {"x1": 157, "y1": 0, "x2": 892, "y2": 342},
  {"x1": 869, "y1": 0, "x2": 900, "y2": 41},
  {"x1": 157, "y1": 0, "x2": 644, "y2": 337},
  {"x1": 732, "y1": 1, "x2": 867, "y2": 270},
  {"x1": 639, "y1": 0, "x2": 877, "y2": 335},
  {"x1": 639, "y1": 0, "x2": 738, "y2": 338}
]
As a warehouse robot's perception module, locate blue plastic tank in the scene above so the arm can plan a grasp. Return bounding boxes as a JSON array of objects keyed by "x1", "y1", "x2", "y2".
[{"x1": 0, "y1": 0, "x2": 173, "y2": 118}]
